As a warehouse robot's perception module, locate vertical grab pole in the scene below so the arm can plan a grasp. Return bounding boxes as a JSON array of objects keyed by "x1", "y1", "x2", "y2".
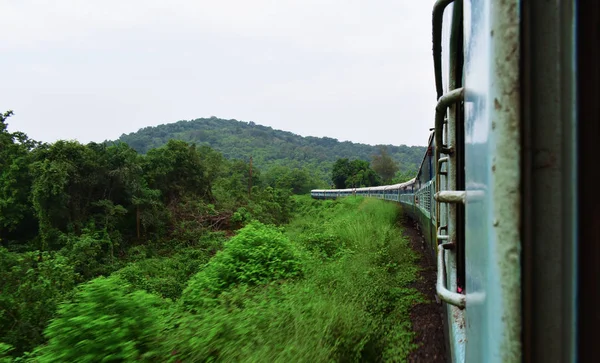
[
  {"x1": 446, "y1": 0, "x2": 462, "y2": 297},
  {"x1": 432, "y1": 0, "x2": 455, "y2": 269}
]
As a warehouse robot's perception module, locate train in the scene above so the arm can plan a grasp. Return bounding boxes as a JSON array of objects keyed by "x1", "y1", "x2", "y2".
[{"x1": 311, "y1": 0, "x2": 597, "y2": 362}]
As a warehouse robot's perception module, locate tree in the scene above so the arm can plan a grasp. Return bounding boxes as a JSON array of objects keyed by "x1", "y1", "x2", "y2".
[
  {"x1": 370, "y1": 146, "x2": 399, "y2": 184},
  {"x1": 331, "y1": 159, "x2": 351, "y2": 189},
  {"x1": 392, "y1": 168, "x2": 417, "y2": 184},
  {"x1": 263, "y1": 166, "x2": 318, "y2": 195},
  {"x1": 0, "y1": 110, "x2": 40, "y2": 247},
  {"x1": 30, "y1": 140, "x2": 108, "y2": 249},
  {"x1": 331, "y1": 159, "x2": 381, "y2": 189},
  {"x1": 143, "y1": 140, "x2": 211, "y2": 205}
]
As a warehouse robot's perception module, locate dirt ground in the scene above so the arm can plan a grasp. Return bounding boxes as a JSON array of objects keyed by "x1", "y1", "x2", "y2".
[{"x1": 401, "y1": 217, "x2": 447, "y2": 363}]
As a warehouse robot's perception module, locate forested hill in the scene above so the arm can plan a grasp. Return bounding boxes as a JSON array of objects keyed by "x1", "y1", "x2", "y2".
[{"x1": 117, "y1": 117, "x2": 427, "y2": 182}]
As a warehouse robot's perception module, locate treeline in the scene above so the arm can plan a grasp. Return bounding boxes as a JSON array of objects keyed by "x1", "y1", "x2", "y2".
[
  {"x1": 117, "y1": 116, "x2": 426, "y2": 185},
  {"x1": 0, "y1": 110, "x2": 319, "y2": 358}
]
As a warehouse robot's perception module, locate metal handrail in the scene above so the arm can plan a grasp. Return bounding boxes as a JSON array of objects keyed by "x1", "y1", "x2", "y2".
[
  {"x1": 432, "y1": 0, "x2": 457, "y2": 99},
  {"x1": 437, "y1": 244, "x2": 466, "y2": 308},
  {"x1": 433, "y1": 87, "x2": 464, "y2": 308},
  {"x1": 435, "y1": 87, "x2": 464, "y2": 155}
]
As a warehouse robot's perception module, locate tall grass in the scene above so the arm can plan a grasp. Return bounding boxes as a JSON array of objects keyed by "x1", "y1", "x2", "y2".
[{"x1": 287, "y1": 196, "x2": 424, "y2": 361}]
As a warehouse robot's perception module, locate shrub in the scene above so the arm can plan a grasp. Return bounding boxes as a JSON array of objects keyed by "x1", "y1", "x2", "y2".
[
  {"x1": 0, "y1": 248, "x2": 76, "y2": 356},
  {"x1": 181, "y1": 222, "x2": 303, "y2": 311},
  {"x1": 36, "y1": 276, "x2": 170, "y2": 362},
  {"x1": 116, "y1": 248, "x2": 210, "y2": 301}
]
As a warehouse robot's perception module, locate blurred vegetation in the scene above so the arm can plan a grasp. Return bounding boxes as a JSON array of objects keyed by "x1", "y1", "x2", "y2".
[{"x1": 1, "y1": 110, "x2": 425, "y2": 361}]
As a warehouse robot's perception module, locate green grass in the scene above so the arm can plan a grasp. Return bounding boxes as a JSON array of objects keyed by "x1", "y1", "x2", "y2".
[{"x1": 286, "y1": 196, "x2": 425, "y2": 361}]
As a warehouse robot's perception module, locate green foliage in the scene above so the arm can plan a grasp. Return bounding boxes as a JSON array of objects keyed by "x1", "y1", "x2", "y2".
[
  {"x1": 392, "y1": 168, "x2": 418, "y2": 183},
  {"x1": 58, "y1": 227, "x2": 119, "y2": 281},
  {"x1": 30, "y1": 141, "x2": 102, "y2": 248},
  {"x1": 26, "y1": 137, "x2": 227, "y2": 252},
  {"x1": 371, "y1": 146, "x2": 400, "y2": 184},
  {"x1": 0, "y1": 343, "x2": 14, "y2": 363},
  {"x1": 143, "y1": 140, "x2": 213, "y2": 205},
  {"x1": 230, "y1": 207, "x2": 251, "y2": 227},
  {"x1": 262, "y1": 165, "x2": 319, "y2": 194},
  {"x1": 331, "y1": 158, "x2": 381, "y2": 189},
  {"x1": 247, "y1": 186, "x2": 294, "y2": 225},
  {"x1": 181, "y1": 222, "x2": 304, "y2": 310},
  {"x1": 115, "y1": 247, "x2": 211, "y2": 300},
  {"x1": 287, "y1": 197, "x2": 425, "y2": 361},
  {"x1": 166, "y1": 282, "x2": 376, "y2": 362},
  {"x1": 0, "y1": 110, "x2": 38, "y2": 247},
  {"x1": 0, "y1": 248, "x2": 76, "y2": 356},
  {"x1": 36, "y1": 276, "x2": 170, "y2": 362}
]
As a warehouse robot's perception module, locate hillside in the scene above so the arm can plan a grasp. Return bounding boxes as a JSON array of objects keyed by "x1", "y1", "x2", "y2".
[{"x1": 117, "y1": 117, "x2": 427, "y2": 184}]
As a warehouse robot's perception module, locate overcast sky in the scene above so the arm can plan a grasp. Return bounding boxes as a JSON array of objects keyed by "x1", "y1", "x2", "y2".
[{"x1": 1, "y1": 0, "x2": 436, "y2": 147}]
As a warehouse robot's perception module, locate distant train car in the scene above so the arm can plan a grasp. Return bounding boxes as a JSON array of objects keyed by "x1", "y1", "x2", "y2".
[{"x1": 312, "y1": 0, "x2": 598, "y2": 361}]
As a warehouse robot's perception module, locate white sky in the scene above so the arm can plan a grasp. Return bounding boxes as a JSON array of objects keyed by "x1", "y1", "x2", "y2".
[{"x1": 1, "y1": 0, "x2": 436, "y2": 147}]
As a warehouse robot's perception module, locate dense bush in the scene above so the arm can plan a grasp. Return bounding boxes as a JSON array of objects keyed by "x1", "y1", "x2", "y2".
[
  {"x1": 0, "y1": 248, "x2": 76, "y2": 356},
  {"x1": 116, "y1": 247, "x2": 212, "y2": 300},
  {"x1": 181, "y1": 222, "x2": 304, "y2": 311},
  {"x1": 35, "y1": 276, "x2": 170, "y2": 362}
]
